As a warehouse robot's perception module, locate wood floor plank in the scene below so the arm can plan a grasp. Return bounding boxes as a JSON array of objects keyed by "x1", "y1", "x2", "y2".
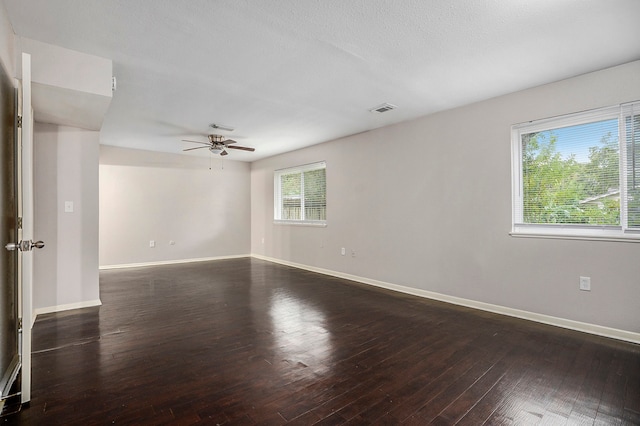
[
  {"x1": 622, "y1": 347, "x2": 640, "y2": 419},
  {"x1": 1, "y1": 258, "x2": 638, "y2": 425},
  {"x1": 429, "y1": 352, "x2": 515, "y2": 424},
  {"x1": 409, "y1": 356, "x2": 505, "y2": 423},
  {"x1": 566, "y1": 344, "x2": 615, "y2": 423},
  {"x1": 455, "y1": 352, "x2": 534, "y2": 425}
]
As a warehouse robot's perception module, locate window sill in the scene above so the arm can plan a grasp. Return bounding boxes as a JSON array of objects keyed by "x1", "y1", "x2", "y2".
[
  {"x1": 510, "y1": 228, "x2": 640, "y2": 243},
  {"x1": 274, "y1": 220, "x2": 327, "y2": 228}
]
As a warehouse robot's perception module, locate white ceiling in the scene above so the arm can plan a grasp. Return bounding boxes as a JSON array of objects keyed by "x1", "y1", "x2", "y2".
[{"x1": 4, "y1": 0, "x2": 640, "y2": 162}]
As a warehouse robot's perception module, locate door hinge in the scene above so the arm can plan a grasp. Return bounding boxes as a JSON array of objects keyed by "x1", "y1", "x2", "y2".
[
  {"x1": 17, "y1": 115, "x2": 22, "y2": 128},
  {"x1": 17, "y1": 217, "x2": 22, "y2": 230},
  {"x1": 18, "y1": 318, "x2": 22, "y2": 331}
]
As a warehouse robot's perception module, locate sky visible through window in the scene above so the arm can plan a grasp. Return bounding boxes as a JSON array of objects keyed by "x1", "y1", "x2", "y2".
[{"x1": 545, "y1": 119, "x2": 619, "y2": 162}]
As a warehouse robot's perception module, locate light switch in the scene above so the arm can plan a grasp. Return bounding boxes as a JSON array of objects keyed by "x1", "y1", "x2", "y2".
[{"x1": 64, "y1": 201, "x2": 74, "y2": 213}]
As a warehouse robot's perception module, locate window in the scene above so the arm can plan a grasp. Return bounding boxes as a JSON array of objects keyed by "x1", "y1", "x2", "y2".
[
  {"x1": 511, "y1": 101, "x2": 640, "y2": 241},
  {"x1": 274, "y1": 161, "x2": 326, "y2": 225}
]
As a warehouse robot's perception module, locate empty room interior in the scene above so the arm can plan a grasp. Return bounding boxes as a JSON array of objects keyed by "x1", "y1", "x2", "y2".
[{"x1": 0, "y1": 1, "x2": 639, "y2": 424}]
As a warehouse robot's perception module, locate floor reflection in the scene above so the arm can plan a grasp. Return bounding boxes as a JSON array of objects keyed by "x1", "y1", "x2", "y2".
[{"x1": 269, "y1": 288, "x2": 333, "y2": 375}]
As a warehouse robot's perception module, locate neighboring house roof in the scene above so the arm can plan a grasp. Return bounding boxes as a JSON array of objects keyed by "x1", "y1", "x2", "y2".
[{"x1": 579, "y1": 189, "x2": 620, "y2": 205}]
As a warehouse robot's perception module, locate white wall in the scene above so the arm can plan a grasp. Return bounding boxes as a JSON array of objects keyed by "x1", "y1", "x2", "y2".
[
  {"x1": 33, "y1": 123, "x2": 101, "y2": 312},
  {"x1": 18, "y1": 38, "x2": 113, "y2": 131},
  {"x1": 251, "y1": 60, "x2": 640, "y2": 336},
  {"x1": 0, "y1": 1, "x2": 14, "y2": 78},
  {"x1": 18, "y1": 38, "x2": 112, "y2": 97},
  {"x1": 99, "y1": 146, "x2": 251, "y2": 267}
]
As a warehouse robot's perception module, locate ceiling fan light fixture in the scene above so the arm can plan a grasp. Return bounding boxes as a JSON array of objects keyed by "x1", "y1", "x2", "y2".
[{"x1": 209, "y1": 146, "x2": 224, "y2": 154}]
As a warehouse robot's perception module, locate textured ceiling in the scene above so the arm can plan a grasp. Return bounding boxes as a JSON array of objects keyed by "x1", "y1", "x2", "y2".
[{"x1": 4, "y1": 0, "x2": 640, "y2": 161}]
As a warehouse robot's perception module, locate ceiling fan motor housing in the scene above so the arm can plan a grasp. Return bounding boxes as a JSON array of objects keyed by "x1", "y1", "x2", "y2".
[{"x1": 209, "y1": 144, "x2": 225, "y2": 154}]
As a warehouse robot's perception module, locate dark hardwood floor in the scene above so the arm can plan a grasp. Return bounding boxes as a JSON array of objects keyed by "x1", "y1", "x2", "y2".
[{"x1": 2, "y1": 258, "x2": 639, "y2": 425}]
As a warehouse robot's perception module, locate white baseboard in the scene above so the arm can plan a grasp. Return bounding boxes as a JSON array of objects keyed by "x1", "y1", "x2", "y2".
[
  {"x1": 99, "y1": 254, "x2": 251, "y2": 270},
  {"x1": 34, "y1": 299, "x2": 102, "y2": 318},
  {"x1": 251, "y1": 254, "x2": 640, "y2": 345}
]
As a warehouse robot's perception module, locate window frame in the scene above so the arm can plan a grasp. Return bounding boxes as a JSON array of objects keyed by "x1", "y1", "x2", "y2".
[
  {"x1": 274, "y1": 161, "x2": 327, "y2": 227},
  {"x1": 511, "y1": 103, "x2": 640, "y2": 242}
]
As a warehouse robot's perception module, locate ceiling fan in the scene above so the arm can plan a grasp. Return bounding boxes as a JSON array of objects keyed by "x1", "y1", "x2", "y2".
[{"x1": 182, "y1": 134, "x2": 255, "y2": 156}]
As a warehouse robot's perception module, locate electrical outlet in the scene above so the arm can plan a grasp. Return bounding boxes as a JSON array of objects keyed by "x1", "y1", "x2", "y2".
[
  {"x1": 579, "y1": 276, "x2": 591, "y2": 291},
  {"x1": 341, "y1": 247, "x2": 346, "y2": 256},
  {"x1": 169, "y1": 240, "x2": 175, "y2": 245},
  {"x1": 149, "y1": 240, "x2": 155, "y2": 248}
]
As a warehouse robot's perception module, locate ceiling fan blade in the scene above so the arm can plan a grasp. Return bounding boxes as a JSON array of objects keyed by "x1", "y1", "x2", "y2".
[
  {"x1": 222, "y1": 139, "x2": 237, "y2": 145},
  {"x1": 181, "y1": 139, "x2": 211, "y2": 146},
  {"x1": 220, "y1": 150, "x2": 228, "y2": 156},
  {"x1": 226, "y1": 145, "x2": 255, "y2": 152},
  {"x1": 183, "y1": 146, "x2": 209, "y2": 152}
]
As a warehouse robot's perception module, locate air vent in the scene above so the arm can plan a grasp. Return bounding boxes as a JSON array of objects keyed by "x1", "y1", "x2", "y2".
[
  {"x1": 210, "y1": 123, "x2": 235, "y2": 132},
  {"x1": 369, "y1": 103, "x2": 397, "y2": 113}
]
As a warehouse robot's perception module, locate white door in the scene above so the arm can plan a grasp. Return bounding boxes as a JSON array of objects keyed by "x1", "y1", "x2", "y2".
[
  {"x1": 2, "y1": 52, "x2": 43, "y2": 406},
  {"x1": 18, "y1": 52, "x2": 35, "y2": 404},
  {"x1": 2, "y1": 51, "x2": 37, "y2": 405},
  {"x1": 0, "y1": 39, "x2": 20, "y2": 402}
]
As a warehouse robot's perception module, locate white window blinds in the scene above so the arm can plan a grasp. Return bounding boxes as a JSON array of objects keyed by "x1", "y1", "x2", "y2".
[
  {"x1": 511, "y1": 101, "x2": 640, "y2": 240},
  {"x1": 623, "y1": 102, "x2": 640, "y2": 230},
  {"x1": 274, "y1": 162, "x2": 326, "y2": 225}
]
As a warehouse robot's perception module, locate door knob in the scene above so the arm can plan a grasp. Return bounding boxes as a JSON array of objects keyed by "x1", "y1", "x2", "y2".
[
  {"x1": 5, "y1": 242, "x2": 18, "y2": 251},
  {"x1": 4, "y1": 240, "x2": 45, "y2": 252},
  {"x1": 31, "y1": 240, "x2": 45, "y2": 249}
]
